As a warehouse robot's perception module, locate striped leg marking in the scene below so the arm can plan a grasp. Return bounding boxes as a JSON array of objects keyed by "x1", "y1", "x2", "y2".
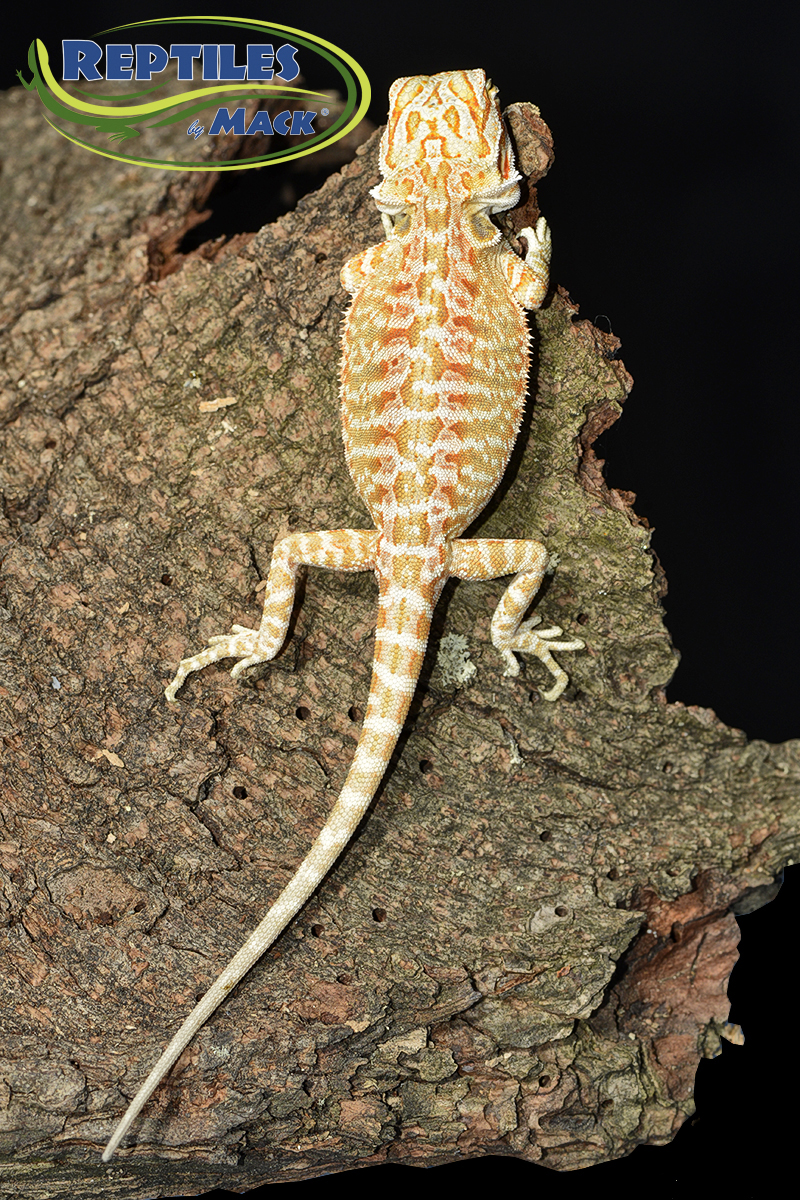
[
  {"x1": 448, "y1": 539, "x2": 584, "y2": 701},
  {"x1": 165, "y1": 530, "x2": 378, "y2": 700}
]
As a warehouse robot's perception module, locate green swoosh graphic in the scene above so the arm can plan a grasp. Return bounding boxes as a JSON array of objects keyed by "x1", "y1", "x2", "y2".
[{"x1": 18, "y1": 42, "x2": 142, "y2": 140}]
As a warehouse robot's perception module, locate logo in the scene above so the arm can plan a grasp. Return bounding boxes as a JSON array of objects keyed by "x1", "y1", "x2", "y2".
[{"x1": 18, "y1": 16, "x2": 370, "y2": 171}]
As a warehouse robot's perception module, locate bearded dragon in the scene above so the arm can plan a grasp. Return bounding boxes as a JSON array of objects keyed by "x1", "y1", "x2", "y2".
[{"x1": 102, "y1": 67, "x2": 583, "y2": 1161}]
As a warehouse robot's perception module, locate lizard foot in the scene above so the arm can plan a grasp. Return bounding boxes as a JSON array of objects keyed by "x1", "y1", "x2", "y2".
[
  {"x1": 496, "y1": 614, "x2": 584, "y2": 701},
  {"x1": 165, "y1": 625, "x2": 279, "y2": 702}
]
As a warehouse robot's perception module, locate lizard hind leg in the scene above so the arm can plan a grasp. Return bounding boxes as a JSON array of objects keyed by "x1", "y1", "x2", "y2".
[
  {"x1": 448, "y1": 538, "x2": 584, "y2": 702},
  {"x1": 165, "y1": 529, "x2": 378, "y2": 701}
]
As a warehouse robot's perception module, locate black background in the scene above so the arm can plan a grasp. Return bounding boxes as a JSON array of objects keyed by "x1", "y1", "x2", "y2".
[{"x1": 3, "y1": 3, "x2": 797, "y2": 1195}]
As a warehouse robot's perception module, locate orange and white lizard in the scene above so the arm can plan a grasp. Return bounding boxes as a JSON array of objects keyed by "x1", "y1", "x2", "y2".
[{"x1": 102, "y1": 68, "x2": 584, "y2": 1161}]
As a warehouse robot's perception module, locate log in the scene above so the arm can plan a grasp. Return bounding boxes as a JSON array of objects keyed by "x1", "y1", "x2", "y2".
[{"x1": 0, "y1": 79, "x2": 798, "y2": 1198}]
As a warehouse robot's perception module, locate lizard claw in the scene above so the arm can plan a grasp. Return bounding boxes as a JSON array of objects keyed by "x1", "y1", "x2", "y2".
[
  {"x1": 518, "y1": 216, "x2": 551, "y2": 266},
  {"x1": 165, "y1": 624, "x2": 279, "y2": 701},
  {"x1": 497, "y1": 614, "x2": 585, "y2": 699}
]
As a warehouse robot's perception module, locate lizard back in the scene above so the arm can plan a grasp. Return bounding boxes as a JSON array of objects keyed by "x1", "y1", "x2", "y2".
[{"x1": 341, "y1": 68, "x2": 531, "y2": 547}]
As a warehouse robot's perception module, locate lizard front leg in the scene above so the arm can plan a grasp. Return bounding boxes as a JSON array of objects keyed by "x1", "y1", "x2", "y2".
[
  {"x1": 448, "y1": 538, "x2": 584, "y2": 701},
  {"x1": 166, "y1": 529, "x2": 378, "y2": 700}
]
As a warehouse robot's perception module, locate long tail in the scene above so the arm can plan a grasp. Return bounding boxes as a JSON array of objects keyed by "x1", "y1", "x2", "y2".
[{"x1": 101, "y1": 566, "x2": 434, "y2": 1160}]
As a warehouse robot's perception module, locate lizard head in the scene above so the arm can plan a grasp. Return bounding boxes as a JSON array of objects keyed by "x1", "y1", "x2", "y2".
[{"x1": 371, "y1": 68, "x2": 521, "y2": 229}]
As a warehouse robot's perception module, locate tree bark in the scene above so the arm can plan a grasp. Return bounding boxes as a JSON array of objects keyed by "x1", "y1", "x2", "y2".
[{"x1": 0, "y1": 80, "x2": 798, "y2": 1198}]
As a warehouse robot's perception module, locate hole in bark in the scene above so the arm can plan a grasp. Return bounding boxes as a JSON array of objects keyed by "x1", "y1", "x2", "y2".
[
  {"x1": 233, "y1": 786, "x2": 248, "y2": 800},
  {"x1": 310, "y1": 924, "x2": 324, "y2": 937},
  {"x1": 607, "y1": 867, "x2": 619, "y2": 880},
  {"x1": 577, "y1": 612, "x2": 589, "y2": 625},
  {"x1": 662, "y1": 761, "x2": 674, "y2": 772},
  {"x1": 296, "y1": 706, "x2": 311, "y2": 721},
  {"x1": 372, "y1": 907, "x2": 387, "y2": 922},
  {"x1": 539, "y1": 1075, "x2": 551, "y2": 1087},
  {"x1": 554, "y1": 906, "x2": 569, "y2": 917},
  {"x1": 348, "y1": 706, "x2": 362, "y2": 722},
  {"x1": 539, "y1": 829, "x2": 552, "y2": 841},
  {"x1": 419, "y1": 760, "x2": 434, "y2": 774},
  {"x1": 160, "y1": 573, "x2": 172, "y2": 586}
]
